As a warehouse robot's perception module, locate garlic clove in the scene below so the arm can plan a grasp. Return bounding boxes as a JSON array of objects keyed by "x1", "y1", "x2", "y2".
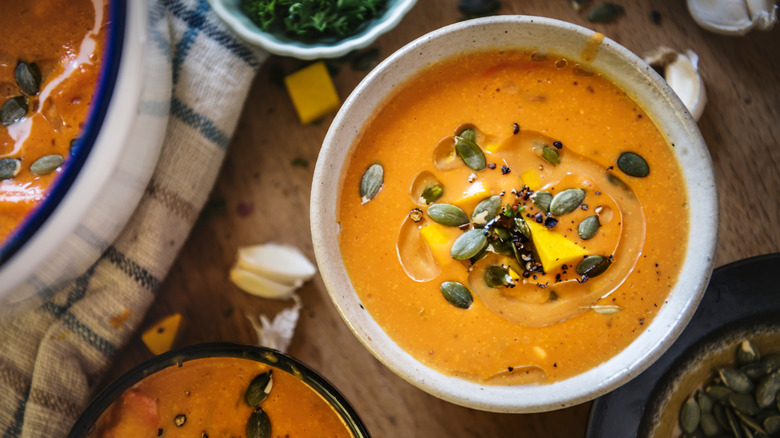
[
  {"x1": 687, "y1": 0, "x2": 777, "y2": 35},
  {"x1": 644, "y1": 47, "x2": 707, "y2": 122},
  {"x1": 229, "y1": 265, "x2": 298, "y2": 299},
  {"x1": 236, "y1": 243, "x2": 317, "y2": 287}
]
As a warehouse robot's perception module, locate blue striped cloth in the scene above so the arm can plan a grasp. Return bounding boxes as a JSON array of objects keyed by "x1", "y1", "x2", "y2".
[{"x1": 0, "y1": 1, "x2": 265, "y2": 435}]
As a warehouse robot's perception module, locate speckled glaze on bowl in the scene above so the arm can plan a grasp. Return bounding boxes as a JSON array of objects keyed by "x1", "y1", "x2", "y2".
[
  {"x1": 210, "y1": 0, "x2": 417, "y2": 59},
  {"x1": 639, "y1": 318, "x2": 780, "y2": 437},
  {"x1": 311, "y1": 16, "x2": 718, "y2": 413}
]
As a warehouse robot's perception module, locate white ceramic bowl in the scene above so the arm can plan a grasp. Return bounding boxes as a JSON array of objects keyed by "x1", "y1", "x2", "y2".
[
  {"x1": 311, "y1": 16, "x2": 718, "y2": 413},
  {"x1": 0, "y1": 0, "x2": 170, "y2": 317},
  {"x1": 210, "y1": 0, "x2": 417, "y2": 59}
]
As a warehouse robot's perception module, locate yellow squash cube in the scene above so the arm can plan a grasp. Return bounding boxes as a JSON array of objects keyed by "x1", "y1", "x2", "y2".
[
  {"x1": 141, "y1": 313, "x2": 184, "y2": 356},
  {"x1": 453, "y1": 181, "x2": 491, "y2": 209},
  {"x1": 521, "y1": 171, "x2": 543, "y2": 191},
  {"x1": 526, "y1": 220, "x2": 587, "y2": 272},
  {"x1": 284, "y1": 61, "x2": 340, "y2": 124},
  {"x1": 419, "y1": 223, "x2": 460, "y2": 265}
]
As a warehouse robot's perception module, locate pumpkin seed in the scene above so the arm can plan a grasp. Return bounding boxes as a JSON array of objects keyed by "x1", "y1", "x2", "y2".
[
  {"x1": 581, "y1": 304, "x2": 621, "y2": 314},
  {"x1": 459, "y1": 128, "x2": 477, "y2": 143},
  {"x1": 245, "y1": 371, "x2": 273, "y2": 406},
  {"x1": 742, "y1": 361, "x2": 775, "y2": 380},
  {"x1": 514, "y1": 217, "x2": 530, "y2": 238},
  {"x1": 587, "y1": 2, "x2": 624, "y2": 23},
  {"x1": 734, "y1": 410, "x2": 767, "y2": 434},
  {"x1": 700, "y1": 412, "x2": 722, "y2": 436},
  {"x1": 0, "y1": 158, "x2": 22, "y2": 180},
  {"x1": 29, "y1": 154, "x2": 64, "y2": 175},
  {"x1": 578, "y1": 215, "x2": 601, "y2": 240},
  {"x1": 428, "y1": 203, "x2": 469, "y2": 227},
  {"x1": 706, "y1": 385, "x2": 733, "y2": 402},
  {"x1": 472, "y1": 196, "x2": 501, "y2": 225},
  {"x1": 541, "y1": 145, "x2": 560, "y2": 166},
  {"x1": 421, "y1": 184, "x2": 444, "y2": 204},
  {"x1": 681, "y1": 395, "x2": 702, "y2": 433},
  {"x1": 530, "y1": 191, "x2": 552, "y2": 212},
  {"x1": 1, "y1": 96, "x2": 28, "y2": 125},
  {"x1": 489, "y1": 240, "x2": 515, "y2": 257},
  {"x1": 247, "y1": 407, "x2": 271, "y2": 438},
  {"x1": 756, "y1": 371, "x2": 780, "y2": 408},
  {"x1": 440, "y1": 281, "x2": 473, "y2": 309},
  {"x1": 450, "y1": 228, "x2": 488, "y2": 260},
  {"x1": 719, "y1": 368, "x2": 755, "y2": 394},
  {"x1": 359, "y1": 163, "x2": 383, "y2": 204},
  {"x1": 725, "y1": 406, "x2": 744, "y2": 438},
  {"x1": 454, "y1": 136, "x2": 486, "y2": 171},
  {"x1": 15, "y1": 61, "x2": 42, "y2": 95},
  {"x1": 550, "y1": 188, "x2": 586, "y2": 216},
  {"x1": 617, "y1": 151, "x2": 650, "y2": 177},
  {"x1": 606, "y1": 173, "x2": 630, "y2": 191},
  {"x1": 484, "y1": 265, "x2": 514, "y2": 288},
  {"x1": 729, "y1": 392, "x2": 761, "y2": 416},
  {"x1": 698, "y1": 392, "x2": 714, "y2": 414},
  {"x1": 765, "y1": 354, "x2": 780, "y2": 371},
  {"x1": 738, "y1": 340, "x2": 761, "y2": 365},
  {"x1": 765, "y1": 416, "x2": 780, "y2": 435},
  {"x1": 576, "y1": 255, "x2": 611, "y2": 278},
  {"x1": 713, "y1": 402, "x2": 729, "y2": 429}
]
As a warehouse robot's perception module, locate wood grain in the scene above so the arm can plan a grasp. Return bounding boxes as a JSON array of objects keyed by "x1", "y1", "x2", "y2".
[{"x1": 102, "y1": 1, "x2": 779, "y2": 436}]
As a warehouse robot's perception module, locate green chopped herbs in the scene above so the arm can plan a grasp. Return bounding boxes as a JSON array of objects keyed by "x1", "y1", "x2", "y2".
[{"x1": 241, "y1": 0, "x2": 388, "y2": 42}]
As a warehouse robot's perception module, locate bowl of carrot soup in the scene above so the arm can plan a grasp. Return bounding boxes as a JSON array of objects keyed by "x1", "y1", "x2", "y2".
[
  {"x1": 311, "y1": 15, "x2": 718, "y2": 412},
  {"x1": 70, "y1": 343, "x2": 368, "y2": 437}
]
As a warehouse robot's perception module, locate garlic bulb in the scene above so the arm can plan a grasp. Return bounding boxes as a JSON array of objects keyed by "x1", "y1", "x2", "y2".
[
  {"x1": 644, "y1": 47, "x2": 707, "y2": 122},
  {"x1": 687, "y1": 0, "x2": 777, "y2": 35}
]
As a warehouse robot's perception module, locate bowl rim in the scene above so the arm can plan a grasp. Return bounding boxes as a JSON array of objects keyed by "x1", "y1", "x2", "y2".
[
  {"x1": 311, "y1": 15, "x2": 718, "y2": 412},
  {"x1": 68, "y1": 342, "x2": 370, "y2": 437},
  {"x1": 209, "y1": 0, "x2": 418, "y2": 59},
  {"x1": 0, "y1": 0, "x2": 125, "y2": 265}
]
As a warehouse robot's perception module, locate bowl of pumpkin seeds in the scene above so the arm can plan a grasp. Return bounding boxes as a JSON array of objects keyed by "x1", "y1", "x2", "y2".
[{"x1": 639, "y1": 317, "x2": 780, "y2": 437}]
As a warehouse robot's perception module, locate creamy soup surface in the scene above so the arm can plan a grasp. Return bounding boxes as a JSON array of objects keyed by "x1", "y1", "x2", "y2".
[{"x1": 338, "y1": 49, "x2": 689, "y2": 384}]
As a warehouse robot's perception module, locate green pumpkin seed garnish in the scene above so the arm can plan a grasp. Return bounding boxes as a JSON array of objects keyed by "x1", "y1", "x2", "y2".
[
  {"x1": 738, "y1": 340, "x2": 761, "y2": 365},
  {"x1": 15, "y1": 61, "x2": 42, "y2": 95},
  {"x1": 440, "y1": 281, "x2": 473, "y2": 309},
  {"x1": 742, "y1": 361, "x2": 775, "y2": 380},
  {"x1": 29, "y1": 154, "x2": 64, "y2": 175},
  {"x1": 0, "y1": 158, "x2": 22, "y2": 180},
  {"x1": 427, "y1": 203, "x2": 469, "y2": 227},
  {"x1": 680, "y1": 395, "x2": 701, "y2": 434},
  {"x1": 541, "y1": 145, "x2": 560, "y2": 166},
  {"x1": 421, "y1": 184, "x2": 444, "y2": 204},
  {"x1": 484, "y1": 265, "x2": 514, "y2": 288},
  {"x1": 530, "y1": 191, "x2": 552, "y2": 212},
  {"x1": 247, "y1": 407, "x2": 271, "y2": 438},
  {"x1": 756, "y1": 371, "x2": 780, "y2": 408},
  {"x1": 458, "y1": 128, "x2": 477, "y2": 143},
  {"x1": 550, "y1": 188, "x2": 586, "y2": 216},
  {"x1": 472, "y1": 196, "x2": 501, "y2": 226},
  {"x1": 617, "y1": 152, "x2": 650, "y2": 177},
  {"x1": 359, "y1": 163, "x2": 383, "y2": 204},
  {"x1": 1, "y1": 96, "x2": 28, "y2": 126},
  {"x1": 719, "y1": 368, "x2": 755, "y2": 394},
  {"x1": 587, "y1": 2, "x2": 624, "y2": 23},
  {"x1": 514, "y1": 217, "x2": 531, "y2": 239},
  {"x1": 578, "y1": 215, "x2": 601, "y2": 240},
  {"x1": 245, "y1": 371, "x2": 273, "y2": 406},
  {"x1": 606, "y1": 173, "x2": 630, "y2": 191},
  {"x1": 700, "y1": 412, "x2": 722, "y2": 436},
  {"x1": 454, "y1": 136, "x2": 486, "y2": 171},
  {"x1": 765, "y1": 416, "x2": 780, "y2": 435},
  {"x1": 705, "y1": 385, "x2": 733, "y2": 402},
  {"x1": 576, "y1": 255, "x2": 611, "y2": 278},
  {"x1": 729, "y1": 392, "x2": 761, "y2": 416},
  {"x1": 450, "y1": 228, "x2": 488, "y2": 260},
  {"x1": 698, "y1": 391, "x2": 714, "y2": 414}
]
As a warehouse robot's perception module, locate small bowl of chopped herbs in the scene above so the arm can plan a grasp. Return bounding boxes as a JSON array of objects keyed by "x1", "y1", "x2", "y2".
[{"x1": 211, "y1": 0, "x2": 417, "y2": 59}]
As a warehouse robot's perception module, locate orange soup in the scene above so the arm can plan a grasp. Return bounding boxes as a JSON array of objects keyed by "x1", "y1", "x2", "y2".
[
  {"x1": 0, "y1": 0, "x2": 106, "y2": 242},
  {"x1": 338, "y1": 50, "x2": 689, "y2": 384},
  {"x1": 90, "y1": 356, "x2": 354, "y2": 437}
]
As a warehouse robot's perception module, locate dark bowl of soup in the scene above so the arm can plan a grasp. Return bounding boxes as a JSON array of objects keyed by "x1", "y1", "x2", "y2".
[
  {"x1": 0, "y1": 0, "x2": 170, "y2": 315},
  {"x1": 69, "y1": 343, "x2": 369, "y2": 437}
]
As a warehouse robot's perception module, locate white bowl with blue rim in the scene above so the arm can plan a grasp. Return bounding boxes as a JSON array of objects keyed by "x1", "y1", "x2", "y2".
[
  {"x1": 210, "y1": 0, "x2": 417, "y2": 59},
  {"x1": 0, "y1": 1, "x2": 171, "y2": 317}
]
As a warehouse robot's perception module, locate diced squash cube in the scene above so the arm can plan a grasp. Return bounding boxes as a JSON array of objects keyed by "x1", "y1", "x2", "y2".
[
  {"x1": 141, "y1": 313, "x2": 184, "y2": 355},
  {"x1": 284, "y1": 62, "x2": 340, "y2": 124},
  {"x1": 485, "y1": 142, "x2": 502, "y2": 153},
  {"x1": 526, "y1": 220, "x2": 587, "y2": 272},
  {"x1": 521, "y1": 171, "x2": 543, "y2": 191},
  {"x1": 419, "y1": 223, "x2": 460, "y2": 265},
  {"x1": 453, "y1": 181, "x2": 491, "y2": 209}
]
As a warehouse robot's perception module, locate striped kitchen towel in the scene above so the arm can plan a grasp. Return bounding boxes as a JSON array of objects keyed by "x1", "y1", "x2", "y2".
[{"x1": 0, "y1": 0, "x2": 266, "y2": 436}]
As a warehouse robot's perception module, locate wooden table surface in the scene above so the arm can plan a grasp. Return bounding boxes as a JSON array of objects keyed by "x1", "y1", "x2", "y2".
[{"x1": 103, "y1": 1, "x2": 779, "y2": 436}]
